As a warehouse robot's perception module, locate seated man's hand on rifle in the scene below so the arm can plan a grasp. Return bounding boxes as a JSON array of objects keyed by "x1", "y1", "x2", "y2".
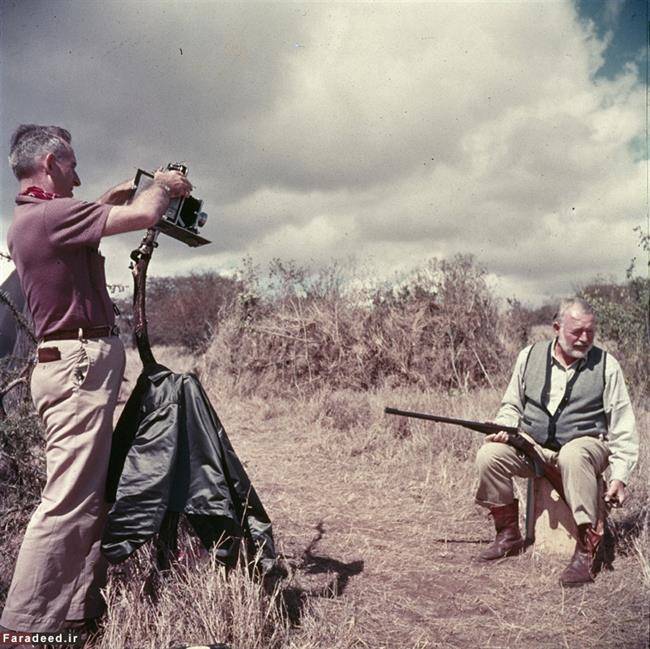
[
  {"x1": 485, "y1": 430, "x2": 510, "y2": 443},
  {"x1": 604, "y1": 478, "x2": 626, "y2": 508}
]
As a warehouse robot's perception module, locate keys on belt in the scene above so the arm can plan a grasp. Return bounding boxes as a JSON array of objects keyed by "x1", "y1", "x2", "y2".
[{"x1": 40, "y1": 324, "x2": 120, "y2": 342}]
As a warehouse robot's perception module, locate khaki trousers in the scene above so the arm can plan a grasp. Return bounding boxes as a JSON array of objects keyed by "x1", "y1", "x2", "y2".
[
  {"x1": 475, "y1": 435, "x2": 610, "y2": 527},
  {"x1": 0, "y1": 336, "x2": 125, "y2": 632}
]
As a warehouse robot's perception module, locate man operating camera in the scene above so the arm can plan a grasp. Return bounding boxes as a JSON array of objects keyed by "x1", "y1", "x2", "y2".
[{"x1": 0, "y1": 124, "x2": 192, "y2": 645}]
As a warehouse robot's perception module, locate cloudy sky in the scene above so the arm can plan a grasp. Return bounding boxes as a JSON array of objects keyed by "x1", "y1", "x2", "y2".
[{"x1": 0, "y1": 0, "x2": 647, "y2": 304}]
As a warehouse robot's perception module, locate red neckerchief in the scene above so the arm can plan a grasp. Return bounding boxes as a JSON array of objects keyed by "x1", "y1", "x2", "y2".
[{"x1": 20, "y1": 186, "x2": 62, "y2": 200}]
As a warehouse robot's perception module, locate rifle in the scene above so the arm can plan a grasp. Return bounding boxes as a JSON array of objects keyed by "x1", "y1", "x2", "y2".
[{"x1": 384, "y1": 407, "x2": 566, "y2": 503}]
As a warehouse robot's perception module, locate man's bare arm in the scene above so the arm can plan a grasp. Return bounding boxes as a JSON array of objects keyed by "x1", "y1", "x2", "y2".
[
  {"x1": 96, "y1": 179, "x2": 136, "y2": 206},
  {"x1": 103, "y1": 170, "x2": 192, "y2": 237}
]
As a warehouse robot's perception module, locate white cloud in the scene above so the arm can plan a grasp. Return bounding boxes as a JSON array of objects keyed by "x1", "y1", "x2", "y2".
[{"x1": 0, "y1": 1, "x2": 645, "y2": 305}]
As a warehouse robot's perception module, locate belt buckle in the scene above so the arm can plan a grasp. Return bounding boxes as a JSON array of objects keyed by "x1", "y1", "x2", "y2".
[{"x1": 110, "y1": 324, "x2": 120, "y2": 336}]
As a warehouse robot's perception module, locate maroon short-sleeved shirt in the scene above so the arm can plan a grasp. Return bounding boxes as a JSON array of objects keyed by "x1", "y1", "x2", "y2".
[{"x1": 7, "y1": 194, "x2": 115, "y2": 339}]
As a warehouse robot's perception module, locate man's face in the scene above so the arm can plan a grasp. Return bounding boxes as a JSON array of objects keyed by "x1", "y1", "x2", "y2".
[
  {"x1": 49, "y1": 149, "x2": 80, "y2": 197},
  {"x1": 555, "y1": 307, "x2": 596, "y2": 360}
]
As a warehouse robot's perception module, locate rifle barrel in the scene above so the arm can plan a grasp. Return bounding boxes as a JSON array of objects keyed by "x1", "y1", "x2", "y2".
[
  {"x1": 384, "y1": 408, "x2": 568, "y2": 505},
  {"x1": 384, "y1": 407, "x2": 518, "y2": 435}
]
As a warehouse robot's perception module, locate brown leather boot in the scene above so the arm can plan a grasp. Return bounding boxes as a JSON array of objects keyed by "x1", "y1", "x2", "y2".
[
  {"x1": 61, "y1": 617, "x2": 101, "y2": 648},
  {"x1": 559, "y1": 524, "x2": 603, "y2": 587},
  {"x1": 478, "y1": 500, "x2": 525, "y2": 561}
]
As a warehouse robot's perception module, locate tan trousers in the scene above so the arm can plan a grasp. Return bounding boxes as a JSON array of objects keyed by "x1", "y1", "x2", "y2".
[
  {"x1": 0, "y1": 336, "x2": 125, "y2": 632},
  {"x1": 475, "y1": 435, "x2": 610, "y2": 527}
]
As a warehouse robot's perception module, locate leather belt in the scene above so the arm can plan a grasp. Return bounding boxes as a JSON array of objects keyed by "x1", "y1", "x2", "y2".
[{"x1": 41, "y1": 325, "x2": 119, "y2": 342}]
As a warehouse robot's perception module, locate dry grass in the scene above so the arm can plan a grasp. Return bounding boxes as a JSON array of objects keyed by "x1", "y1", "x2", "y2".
[
  {"x1": 183, "y1": 371, "x2": 649, "y2": 649},
  {"x1": 98, "y1": 550, "x2": 289, "y2": 649},
  {"x1": 1, "y1": 344, "x2": 647, "y2": 649}
]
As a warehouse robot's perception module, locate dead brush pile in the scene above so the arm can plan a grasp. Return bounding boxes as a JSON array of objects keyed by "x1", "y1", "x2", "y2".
[
  {"x1": 202, "y1": 255, "x2": 510, "y2": 396},
  {"x1": 0, "y1": 407, "x2": 44, "y2": 605}
]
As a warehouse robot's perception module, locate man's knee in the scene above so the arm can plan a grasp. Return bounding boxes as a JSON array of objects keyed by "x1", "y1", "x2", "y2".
[
  {"x1": 475, "y1": 442, "x2": 514, "y2": 474},
  {"x1": 558, "y1": 436, "x2": 608, "y2": 473}
]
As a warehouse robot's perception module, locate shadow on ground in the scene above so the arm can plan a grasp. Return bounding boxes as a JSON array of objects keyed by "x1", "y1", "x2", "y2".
[{"x1": 280, "y1": 521, "x2": 364, "y2": 626}]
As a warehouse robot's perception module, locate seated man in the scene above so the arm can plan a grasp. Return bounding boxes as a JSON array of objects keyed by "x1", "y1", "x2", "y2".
[{"x1": 475, "y1": 297, "x2": 638, "y2": 586}]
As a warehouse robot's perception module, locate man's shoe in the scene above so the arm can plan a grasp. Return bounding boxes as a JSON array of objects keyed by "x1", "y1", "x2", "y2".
[
  {"x1": 61, "y1": 618, "x2": 101, "y2": 647},
  {"x1": 559, "y1": 524, "x2": 602, "y2": 587},
  {"x1": 478, "y1": 500, "x2": 525, "y2": 561}
]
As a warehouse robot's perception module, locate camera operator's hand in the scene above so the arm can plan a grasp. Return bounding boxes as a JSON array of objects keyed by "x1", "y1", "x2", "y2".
[
  {"x1": 105, "y1": 170, "x2": 193, "y2": 236},
  {"x1": 153, "y1": 169, "x2": 193, "y2": 198},
  {"x1": 96, "y1": 178, "x2": 137, "y2": 205}
]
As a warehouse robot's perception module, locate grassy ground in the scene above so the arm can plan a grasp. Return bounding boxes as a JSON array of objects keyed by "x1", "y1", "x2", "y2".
[
  {"x1": 1, "y1": 346, "x2": 648, "y2": 648},
  {"x1": 93, "y1": 347, "x2": 650, "y2": 649}
]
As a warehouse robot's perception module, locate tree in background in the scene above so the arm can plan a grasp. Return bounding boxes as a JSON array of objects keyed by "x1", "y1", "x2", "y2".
[
  {"x1": 116, "y1": 271, "x2": 242, "y2": 352},
  {"x1": 580, "y1": 227, "x2": 649, "y2": 398}
]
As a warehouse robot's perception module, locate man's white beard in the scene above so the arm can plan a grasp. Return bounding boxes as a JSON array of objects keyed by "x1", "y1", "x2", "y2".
[{"x1": 558, "y1": 333, "x2": 592, "y2": 359}]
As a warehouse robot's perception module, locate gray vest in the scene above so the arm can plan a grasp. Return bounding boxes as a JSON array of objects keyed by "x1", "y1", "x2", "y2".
[{"x1": 520, "y1": 341, "x2": 607, "y2": 450}]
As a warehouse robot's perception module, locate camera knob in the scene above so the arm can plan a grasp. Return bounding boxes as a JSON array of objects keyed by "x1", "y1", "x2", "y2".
[
  {"x1": 167, "y1": 162, "x2": 188, "y2": 175},
  {"x1": 196, "y1": 211, "x2": 208, "y2": 228}
]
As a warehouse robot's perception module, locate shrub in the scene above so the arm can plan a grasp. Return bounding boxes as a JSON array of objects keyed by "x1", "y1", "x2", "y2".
[
  {"x1": 0, "y1": 409, "x2": 44, "y2": 607},
  {"x1": 580, "y1": 270, "x2": 649, "y2": 399},
  {"x1": 0, "y1": 409, "x2": 43, "y2": 516},
  {"x1": 202, "y1": 255, "x2": 509, "y2": 396},
  {"x1": 116, "y1": 271, "x2": 242, "y2": 352}
]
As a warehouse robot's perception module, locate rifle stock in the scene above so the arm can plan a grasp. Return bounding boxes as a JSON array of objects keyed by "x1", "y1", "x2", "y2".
[{"x1": 384, "y1": 406, "x2": 566, "y2": 502}]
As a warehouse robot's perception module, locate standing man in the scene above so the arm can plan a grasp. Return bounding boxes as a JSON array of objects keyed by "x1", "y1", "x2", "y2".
[
  {"x1": 474, "y1": 297, "x2": 638, "y2": 586},
  {"x1": 0, "y1": 124, "x2": 192, "y2": 641}
]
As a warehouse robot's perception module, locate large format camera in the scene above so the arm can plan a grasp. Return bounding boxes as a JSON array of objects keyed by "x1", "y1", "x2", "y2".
[{"x1": 133, "y1": 163, "x2": 210, "y2": 247}]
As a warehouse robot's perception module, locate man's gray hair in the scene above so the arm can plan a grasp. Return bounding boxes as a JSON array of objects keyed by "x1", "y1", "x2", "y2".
[
  {"x1": 553, "y1": 297, "x2": 595, "y2": 324},
  {"x1": 8, "y1": 124, "x2": 73, "y2": 180}
]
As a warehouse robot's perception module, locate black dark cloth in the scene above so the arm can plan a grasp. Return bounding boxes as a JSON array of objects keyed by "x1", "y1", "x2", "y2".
[
  {"x1": 0, "y1": 270, "x2": 26, "y2": 358},
  {"x1": 101, "y1": 363, "x2": 276, "y2": 572},
  {"x1": 1, "y1": 270, "x2": 34, "y2": 414}
]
